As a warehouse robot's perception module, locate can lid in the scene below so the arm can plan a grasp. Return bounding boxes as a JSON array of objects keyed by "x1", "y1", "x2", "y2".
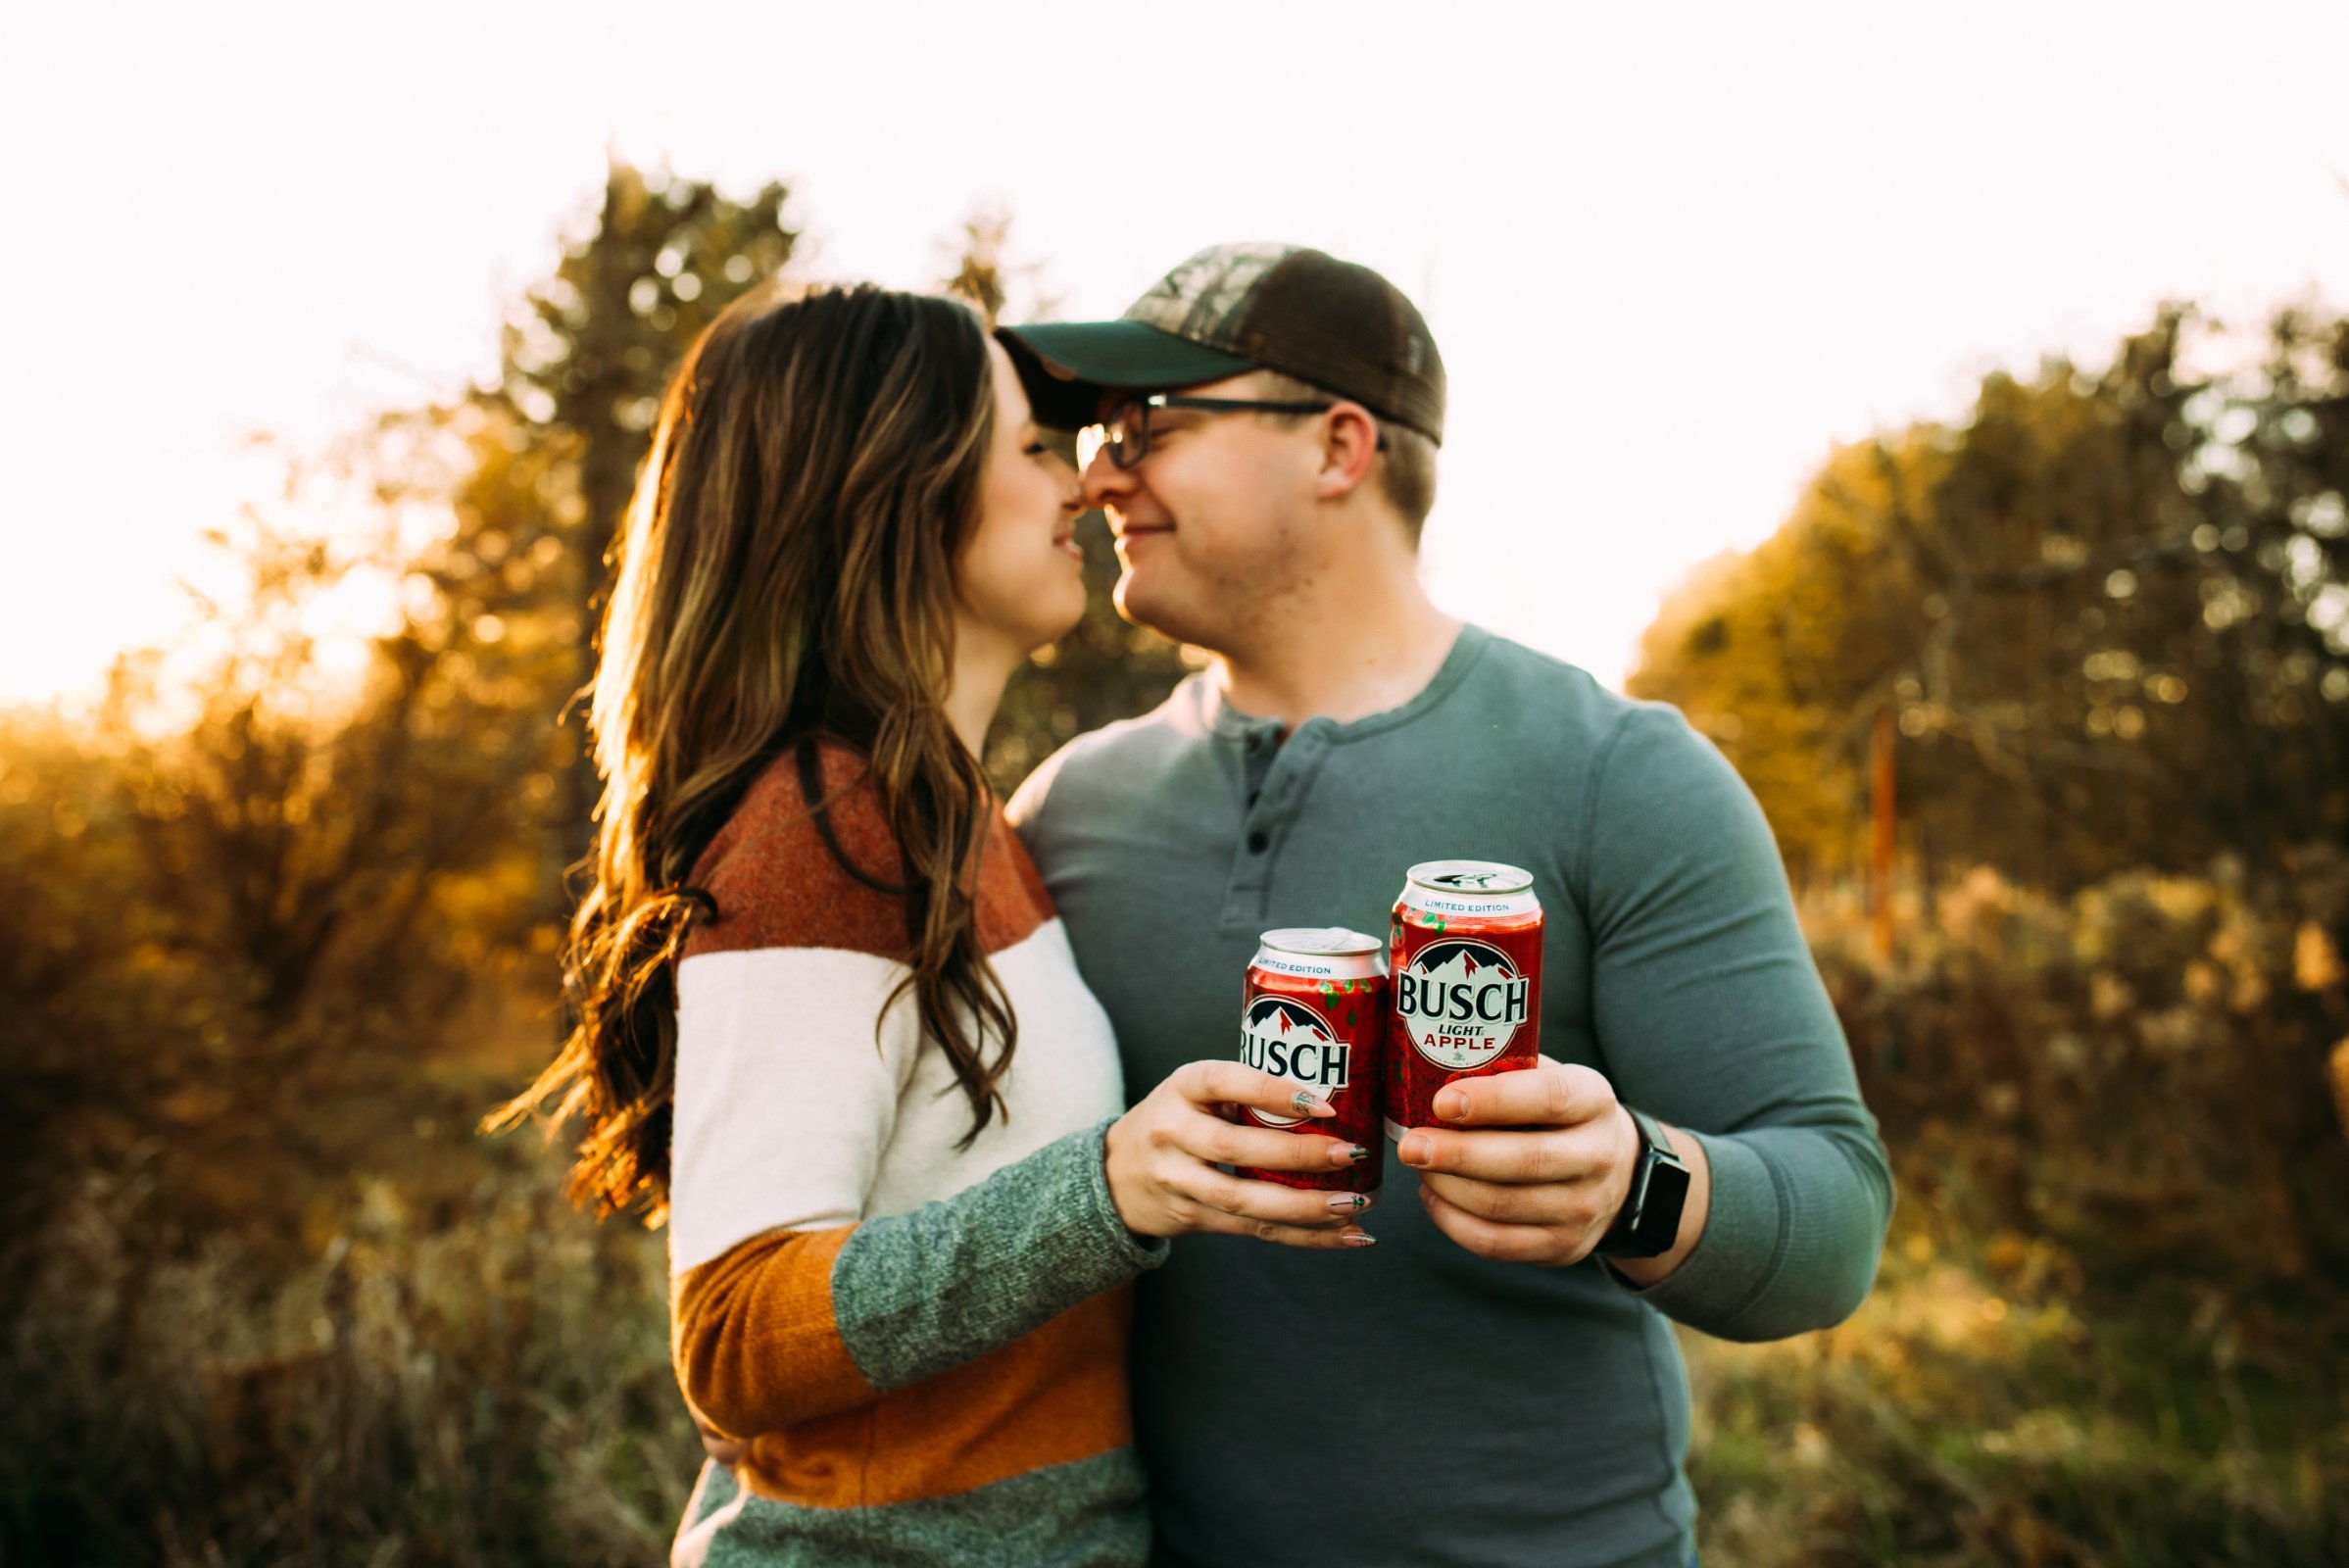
[
  {"x1": 1405, "y1": 859, "x2": 1536, "y2": 897},
  {"x1": 1259, "y1": 926, "x2": 1385, "y2": 956}
]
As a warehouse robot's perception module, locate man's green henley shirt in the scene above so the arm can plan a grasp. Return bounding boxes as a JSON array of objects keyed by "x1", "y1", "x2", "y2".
[{"x1": 1009, "y1": 624, "x2": 1892, "y2": 1568}]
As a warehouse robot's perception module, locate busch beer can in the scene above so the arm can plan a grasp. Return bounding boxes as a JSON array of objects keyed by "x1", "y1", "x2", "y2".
[
  {"x1": 1237, "y1": 927, "x2": 1388, "y2": 1195},
  {"x1": 1387, "y1": 860, "x2": 1544, "y2": 1140}
]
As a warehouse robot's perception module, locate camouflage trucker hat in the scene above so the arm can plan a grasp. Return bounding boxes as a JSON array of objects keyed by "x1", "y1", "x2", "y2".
[{"x1": 999, "y1": 243, "x2": 1445, "y2": 446}]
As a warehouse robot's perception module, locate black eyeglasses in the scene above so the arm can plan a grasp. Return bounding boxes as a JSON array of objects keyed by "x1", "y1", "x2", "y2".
[{"x1": 1095, "y1": 393, "x2": 1381, "y2": 469}]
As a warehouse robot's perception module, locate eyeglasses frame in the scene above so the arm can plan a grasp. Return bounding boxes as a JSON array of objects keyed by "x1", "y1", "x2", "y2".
[{"x1": 1095, "y1": 392, "x2": 1387, "y2": 469}]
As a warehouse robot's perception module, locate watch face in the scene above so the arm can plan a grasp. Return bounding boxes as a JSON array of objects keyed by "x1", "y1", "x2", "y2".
[
  {"x1": 1627, "y1": 1156, "x2": 1691, "y2": 1255},
  {"x1": 1600, "y1": 1117, "x2": 1691, "y2": 1259}
]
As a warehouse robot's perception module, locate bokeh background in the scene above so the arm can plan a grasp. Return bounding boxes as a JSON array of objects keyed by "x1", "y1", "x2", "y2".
[{"x1": 4, "y1": 5, "x2": 2347, "y2": 1564}]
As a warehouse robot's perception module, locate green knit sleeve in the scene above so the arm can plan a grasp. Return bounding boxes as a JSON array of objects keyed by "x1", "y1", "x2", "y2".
[{"x1": 830, "y1": 1119, "x2": 1167, "y2": 1389}]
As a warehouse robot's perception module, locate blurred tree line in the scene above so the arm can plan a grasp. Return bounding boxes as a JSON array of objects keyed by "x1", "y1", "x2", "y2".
[
  {"x1": 1631, "y1": 290, "x2": 2349, "y2": 1269},
  {"x1": 1632, "y1": 304, "x2": 2349, "y2": 892}
]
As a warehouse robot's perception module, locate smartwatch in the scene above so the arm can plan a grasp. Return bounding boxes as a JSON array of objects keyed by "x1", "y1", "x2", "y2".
[{"x1": 1594, "y1": 1105, "x2": 1690, "y2": 1259}]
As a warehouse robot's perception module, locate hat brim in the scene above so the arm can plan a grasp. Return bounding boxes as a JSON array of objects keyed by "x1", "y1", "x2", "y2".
[{"x1": 997, "y1": 320, "x2": 1256, "y2": 430}]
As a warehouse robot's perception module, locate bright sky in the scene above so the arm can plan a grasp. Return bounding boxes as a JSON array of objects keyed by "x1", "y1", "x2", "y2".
[{"x1": 4, "y1": 1, "x2": 2344, "y2": 709}]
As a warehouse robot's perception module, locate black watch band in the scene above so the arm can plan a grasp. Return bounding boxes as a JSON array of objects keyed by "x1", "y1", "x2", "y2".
[{"x1": 1595, "y1": 1105, "x2": 1691, "y2": 1260}]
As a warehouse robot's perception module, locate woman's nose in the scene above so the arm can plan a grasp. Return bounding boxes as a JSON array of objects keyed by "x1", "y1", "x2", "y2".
[{"x1": 1051, "y1": 448, "x2": 1084, "y2": 510}]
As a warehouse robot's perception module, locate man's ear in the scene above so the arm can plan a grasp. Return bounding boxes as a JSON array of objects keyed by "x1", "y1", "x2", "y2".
[{"x1": 1314, "y1": 401, "x2": 1381, "y2": 502}]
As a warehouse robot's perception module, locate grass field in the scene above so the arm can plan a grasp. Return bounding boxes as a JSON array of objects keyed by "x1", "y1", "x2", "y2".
[{"x1": 6, "y1": 1090, "x2": 2341, "y2": 1567}]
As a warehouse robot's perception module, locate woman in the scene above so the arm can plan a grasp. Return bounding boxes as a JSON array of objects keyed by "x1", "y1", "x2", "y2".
[{"x1": 491, "y1": 282, "x2": 1374, "y2": 1567}]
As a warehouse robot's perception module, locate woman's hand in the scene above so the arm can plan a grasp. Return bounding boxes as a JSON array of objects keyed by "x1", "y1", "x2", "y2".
[
  {"x1": 693, "y1": 1408, "x2": 748, "y2": 1468},
  {"x1": 1104, "y1": 1061, "x2": 1377, "y2": 1250}
]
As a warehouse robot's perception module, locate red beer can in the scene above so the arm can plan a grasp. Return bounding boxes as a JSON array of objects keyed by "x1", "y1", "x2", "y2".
[
  {"x1": 1236, "y1": 927, "x2": 1388, "y2": 1195},
  {"x1": 1387, "y1": 860, "x2": 1544, "y2": 1140}
]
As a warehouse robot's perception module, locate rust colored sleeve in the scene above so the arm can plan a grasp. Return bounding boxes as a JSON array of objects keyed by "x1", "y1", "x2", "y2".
[{"x1": 670, "y1": 1225, "x2": 875, "y2": 1440}]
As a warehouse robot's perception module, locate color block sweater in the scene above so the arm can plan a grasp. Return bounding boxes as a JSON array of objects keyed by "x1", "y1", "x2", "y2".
[{"x1": 665, "y1": 740, "x2": 1164, "y2": 1568}]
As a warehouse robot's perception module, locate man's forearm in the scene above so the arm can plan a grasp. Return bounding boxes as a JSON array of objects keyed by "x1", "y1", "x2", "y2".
[{"x1": 1606, "y1": 1120, "x2": 1890, "y2": 1342}]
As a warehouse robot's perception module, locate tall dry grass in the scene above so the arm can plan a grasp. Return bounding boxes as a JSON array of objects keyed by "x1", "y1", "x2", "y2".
[
  {"x1": 1685, "y1": 1206, "x2": 2346, "y2": 1566},
  {"x1": 1680, "y1": 855, "x2": 2349, "y2": 1566},
  {"x1": 1821, "y1": 850, "x2": 2349, "y2": 1289},
  {"x1": 0, "y1": 1141, "x2": 699, "y2": 1567}
]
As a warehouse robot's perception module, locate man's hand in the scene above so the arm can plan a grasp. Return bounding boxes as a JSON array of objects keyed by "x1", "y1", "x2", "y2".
[{"x1": 1395, "y1": 1056, "x2": 1706, "y2": 1275}]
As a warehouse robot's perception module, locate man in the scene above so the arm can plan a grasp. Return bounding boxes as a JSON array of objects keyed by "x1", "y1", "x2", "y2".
[{"x1": 995, "y1": 243, "x2": 1892, "y2": 1568}]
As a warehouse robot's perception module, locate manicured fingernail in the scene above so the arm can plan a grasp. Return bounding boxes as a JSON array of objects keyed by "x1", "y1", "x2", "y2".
[
  {"x1": 1434, "y1": 1089, "x2": 1467, "y2": 1120},
  {"x1": 1397, "y1": 1135, "x2": 1430, "y2": 1166},
  {"x1": 1347, "y1": 1144, "x2": 1373, "y2": 1165},
  {"x1": 1327, "y1": 1192, "x2": 1371, "y2": 1212},
  {"x1": 1293, "y1": 1091, "x2": 1336, "y2": 1117},
  {"x1": 1342, "y1": 1228, "x2": 1376, "y2": 1248}
]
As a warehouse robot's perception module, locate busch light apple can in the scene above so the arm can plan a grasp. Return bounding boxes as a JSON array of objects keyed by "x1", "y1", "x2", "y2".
[
  {"x1": 1387, "y1": 860, "x2": 1543, "y2": 1140},
  {"x1": 1237, "y1": 927, "x2": 1388, "y2": 1195}
]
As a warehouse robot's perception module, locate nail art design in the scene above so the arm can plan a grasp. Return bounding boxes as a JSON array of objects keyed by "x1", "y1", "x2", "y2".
[
  {"x1": 1292, "y1": 1089, "x2": 1316, "y2": 1115},
  {"x1": 1343, "y1": 1229, "x2": 1377, "y2": 1248},
  {"x1": 1327, "y1": 1192, "x2": 1371, "y2": 1212},
  {"x1": 1346, "y1": 1144, "x2": 1372, "y2": 1164}
]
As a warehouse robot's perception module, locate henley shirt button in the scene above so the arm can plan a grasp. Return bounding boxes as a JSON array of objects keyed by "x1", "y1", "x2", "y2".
[
  {"x1": 1245, "y1": 733, "x2": 1261, "y2": 752},
  {"x1": 1247, "y1": 830, "x2": 1270, "y2": 854}
]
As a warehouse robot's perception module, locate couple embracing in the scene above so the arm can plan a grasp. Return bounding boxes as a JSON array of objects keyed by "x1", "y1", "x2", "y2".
[{"x1": 504, "y1": 244, "x2": 1892, "y2": 1568}]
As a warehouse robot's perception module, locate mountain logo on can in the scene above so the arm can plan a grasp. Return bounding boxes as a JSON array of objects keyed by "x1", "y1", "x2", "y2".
[{"x1": 1394, "y1": 939, "x2": 1531, "y2": 1070}]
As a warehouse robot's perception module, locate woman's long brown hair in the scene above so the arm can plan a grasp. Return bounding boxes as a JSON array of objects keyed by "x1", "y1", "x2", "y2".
[{"x1": 485, "y1": 283, "x2": 1015, "y2": 1225}]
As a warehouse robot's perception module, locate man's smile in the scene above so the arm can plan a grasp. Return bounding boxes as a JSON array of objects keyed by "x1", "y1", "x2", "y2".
[{"x1": 1108, "y1": 508, "x2": 1174, "y2": 543}]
